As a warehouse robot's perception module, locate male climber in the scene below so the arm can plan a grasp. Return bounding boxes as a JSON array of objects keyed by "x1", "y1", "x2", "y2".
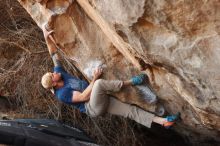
[{"x1": 41, "y1": 25, "x2": 179, "y2": 129}]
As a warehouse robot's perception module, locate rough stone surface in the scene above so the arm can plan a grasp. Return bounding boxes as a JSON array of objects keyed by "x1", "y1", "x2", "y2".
[{"x1": 18, "y1": 0, "x2": 220, "y2": 143}]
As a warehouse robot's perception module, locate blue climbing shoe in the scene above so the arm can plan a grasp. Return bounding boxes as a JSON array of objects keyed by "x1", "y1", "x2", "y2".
[
  {"x1": 163, "y1": 112, "x2": 180, "y2": 129},
  {"x1": 131, "y1": 74, "x2": 146, "y2": 85},
  {"x1": 166, "y1": 112, "x2": 180, "y2": 122}
]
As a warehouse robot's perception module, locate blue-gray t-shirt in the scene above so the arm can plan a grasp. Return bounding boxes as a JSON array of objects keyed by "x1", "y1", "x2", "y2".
[{"x1": 54, "y1": 66, "x2": 89, "y2": 113}]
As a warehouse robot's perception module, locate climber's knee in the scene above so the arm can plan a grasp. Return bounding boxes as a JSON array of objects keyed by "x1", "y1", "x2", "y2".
[{"x1": 93, "y1": 79, "x2": 105, "y2": 89}]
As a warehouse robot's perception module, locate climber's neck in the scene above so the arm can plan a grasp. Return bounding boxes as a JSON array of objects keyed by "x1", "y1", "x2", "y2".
[{"x1": 54, "y1": 80, "x2": 64, "y2": 89}]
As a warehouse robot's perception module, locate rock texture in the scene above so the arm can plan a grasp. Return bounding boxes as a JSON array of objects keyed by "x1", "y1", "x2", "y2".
[{"x1": 18, "y1": 0, "x2": 220, "y2": 143}]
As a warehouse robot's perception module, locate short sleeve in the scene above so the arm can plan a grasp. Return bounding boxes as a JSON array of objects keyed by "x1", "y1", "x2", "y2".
[
  {"x1": 57, "y1": 89, "x2": 73, "y2": 104},
  {"x1": 54, "y1": 66, "x2": 67, "y2": 74}
]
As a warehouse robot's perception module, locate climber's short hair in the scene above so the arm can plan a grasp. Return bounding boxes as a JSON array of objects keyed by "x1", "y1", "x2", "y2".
[{"x1": 41, "y1": 72, "x2": 53, "y2": 89}]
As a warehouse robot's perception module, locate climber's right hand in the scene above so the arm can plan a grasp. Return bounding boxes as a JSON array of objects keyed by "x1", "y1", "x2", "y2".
[
  {"x1": 42, "y1": 23, "x2": 58, "y2": 55},
  {"x1": 42, "y1": 24, "x2": 54, "y2": 40}
]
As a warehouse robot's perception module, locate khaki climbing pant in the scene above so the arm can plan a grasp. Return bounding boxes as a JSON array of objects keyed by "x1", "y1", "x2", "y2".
[{"x1": 85, "y1": 79, "x2": 155, "y2": 128}]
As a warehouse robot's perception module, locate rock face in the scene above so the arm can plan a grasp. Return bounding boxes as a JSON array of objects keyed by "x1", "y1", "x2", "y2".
[{"x1": 18, "y1": 0, "x2": 220, "y2": 143}]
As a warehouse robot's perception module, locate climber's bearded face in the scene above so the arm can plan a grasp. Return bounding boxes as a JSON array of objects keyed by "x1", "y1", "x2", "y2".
[{"x1": 52, "y1": 72, "x2": 61, "y2": 82}]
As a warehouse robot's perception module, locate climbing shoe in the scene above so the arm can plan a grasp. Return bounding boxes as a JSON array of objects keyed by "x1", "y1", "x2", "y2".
[
  {"x1": 163, "y1": 112, "x2": 180, "y2": 129},
  {"x1": 131, "y1": 74, "x2": 146, "y2": 85}
]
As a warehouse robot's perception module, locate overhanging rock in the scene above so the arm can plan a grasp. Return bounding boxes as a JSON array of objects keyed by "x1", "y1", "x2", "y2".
[{"x1": 18, "y1": 0, "x2": 220, "y2": 143}]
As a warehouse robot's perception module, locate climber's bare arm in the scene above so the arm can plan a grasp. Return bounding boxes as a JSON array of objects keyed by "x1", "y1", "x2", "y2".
[
  {"x1": 45, "y1": 36, "x2": 61, "y2": 67},
  {"x1": 42, "y1": 25, "x2": 56, "y2": 53},
  {"x1": 72, "y1": 68, "x2": 103, "y2": 103},
  {"x1": 42, "y1": 25, "x2": 61, "y2": 67},
  {"x1": 45, "y1": 37, "x2": 57, "y2": 55},
  {"x1": 72, "y1": 80, "x2": 95, "y2": 103}
]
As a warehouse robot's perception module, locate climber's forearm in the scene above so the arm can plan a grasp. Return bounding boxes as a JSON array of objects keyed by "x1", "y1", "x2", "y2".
[
  {"x1": 82, "y1": 78, "x2": 96, "y2": 98},
  {"x1": 45, "y1": 37, "x2": 57, "y2": 55},
  {"x1": 44, "y1": 37, "x2": 62, "y2": 67},
  {"x1": 72, "y1": 79, "x2": 96, "y2": 103}
]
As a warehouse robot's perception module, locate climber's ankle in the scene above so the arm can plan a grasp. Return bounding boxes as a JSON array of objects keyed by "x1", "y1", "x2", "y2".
[
  {"x1": 163, "y1": 113, "x2": 180, "y2": 129},
  {"x1": 122, "y1": 80, "x2": 132, "y2": 86}
]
